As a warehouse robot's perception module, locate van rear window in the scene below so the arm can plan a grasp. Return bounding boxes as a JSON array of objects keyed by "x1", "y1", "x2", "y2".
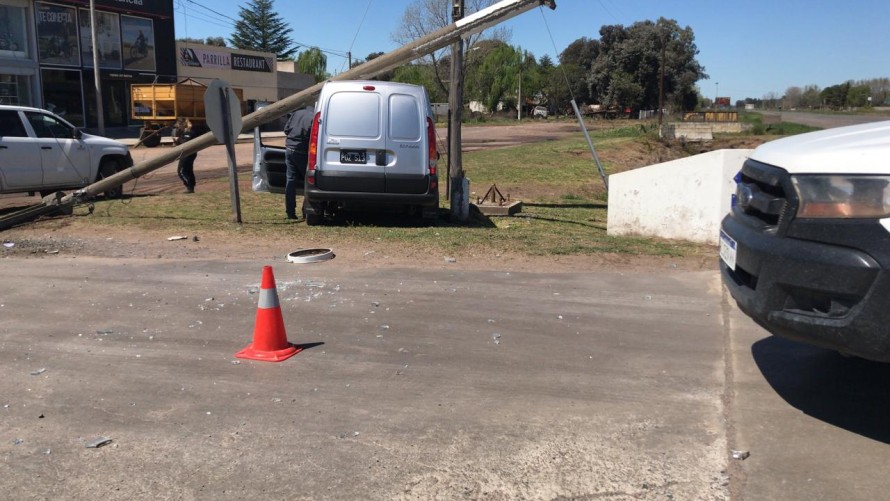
[
  {"x1": 326, "y1": 92, "x2": 380, "y2": 138},
  {"x1": 389, "y1": 94, "x2": 421, "y2": 141}
]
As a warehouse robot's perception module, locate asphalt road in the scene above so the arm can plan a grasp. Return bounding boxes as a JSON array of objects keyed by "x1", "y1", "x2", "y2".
[
  {"x1": 761, "y1": 110, "x2": 890, "y2": 129},
  {"x1": 1, "y1": 255, "x2": 889, "y2": 499}
]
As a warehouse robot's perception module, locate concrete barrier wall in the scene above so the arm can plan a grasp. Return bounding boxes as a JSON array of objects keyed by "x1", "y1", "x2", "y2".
[
  {"x1": 660, "y1": 123, "x2": 746, "y2": 141},
  {"x1": 606, "y1": 149, "x2": 753, "y2": 245}
]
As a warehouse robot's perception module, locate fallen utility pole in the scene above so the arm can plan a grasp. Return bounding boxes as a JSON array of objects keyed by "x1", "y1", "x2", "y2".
[{"x1": 0, "y1": 0, "x2": 556, "y2": 231}]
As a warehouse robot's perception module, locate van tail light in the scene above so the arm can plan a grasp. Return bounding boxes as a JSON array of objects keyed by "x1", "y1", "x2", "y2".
[
  {"x1": 426, "y1": 117, "x2": 437, "y2": 176},
  {"x1": 306, "y1": 112, "x2": 321, "y2": 185}
]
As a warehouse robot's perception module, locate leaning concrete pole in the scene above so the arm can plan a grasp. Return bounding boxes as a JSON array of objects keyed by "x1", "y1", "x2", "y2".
[{"x1": 57, "y1": 0, "x2": 556, "y2": 210}]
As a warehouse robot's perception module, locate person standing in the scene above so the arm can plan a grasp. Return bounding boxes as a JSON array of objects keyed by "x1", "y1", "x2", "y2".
[
  {"x1": 283, "y1": 106, "x2": 315, "y2": 219},
  {"x1": 173, "y1": 118, "x2": 197, "y2": 193}
]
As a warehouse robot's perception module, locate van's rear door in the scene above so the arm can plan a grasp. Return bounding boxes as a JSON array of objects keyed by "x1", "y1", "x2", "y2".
[
  {"x1": 317, "y1": 87, "x2": 385, "y2": 193},
  {"x1": 385, "y1": 91, "x2": 428, "y2": 194}
]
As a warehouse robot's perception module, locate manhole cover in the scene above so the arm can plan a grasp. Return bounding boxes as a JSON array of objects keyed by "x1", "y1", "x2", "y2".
[{"x1": 287, "y1": 248, "x2": 334, "y2": 264}]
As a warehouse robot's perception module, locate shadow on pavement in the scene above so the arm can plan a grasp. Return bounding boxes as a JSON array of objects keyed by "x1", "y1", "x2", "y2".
[{"x1": 752, "y1": 336, "x2": 890, "y2": 444}]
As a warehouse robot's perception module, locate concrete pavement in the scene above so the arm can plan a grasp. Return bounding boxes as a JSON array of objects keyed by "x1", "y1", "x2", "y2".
[{"x1": 1, "y1": 255, "x2": 889, "y2": 499}]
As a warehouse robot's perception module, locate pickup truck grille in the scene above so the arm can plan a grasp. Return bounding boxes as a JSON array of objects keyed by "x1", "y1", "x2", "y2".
[{"x1": 735, "y1": 159, "x2": 796, "y2": 233}]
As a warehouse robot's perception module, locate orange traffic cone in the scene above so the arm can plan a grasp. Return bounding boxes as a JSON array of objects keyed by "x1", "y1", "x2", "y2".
[{"x1": 236, "y1": 266, "x2": 301, "y2": 362}]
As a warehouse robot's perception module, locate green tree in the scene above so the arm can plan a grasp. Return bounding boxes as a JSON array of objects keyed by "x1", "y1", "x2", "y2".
[
  {"x1": 821, "y1": 82, "x2": 850, "y2": 109},
  {"x1": 847, "y1": 84, "x2": 871, "y2": 107},
  {"x1": 229, "y1": 0, "x2": 296, "y2": 59},
  {"x1": 177, "y1": 36, "x2": 227, "y2": 47},
  {"x1": 297, "y1": 47, "x2": 329, "y2": 83},
  {"x1": 559, "y1": 37, "x2": 599, "y2": 105},
  {"x1": 392, "y1": 64, "x2": 447, "y2": 102},
  {"x1": 588, "y1": 18, "x2": 706, "y2": 112},
  {"x1": 800, "y1": 84, "x2": 822, "y2": 108},
  {"x1": 392, "y1": 0, "x2": 510, "y2": 98}
]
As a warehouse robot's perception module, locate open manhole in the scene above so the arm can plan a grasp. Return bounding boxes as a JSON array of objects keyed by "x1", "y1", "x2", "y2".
[{"x1": 287, "y1": 248, "x2": 334, "y2": 264}]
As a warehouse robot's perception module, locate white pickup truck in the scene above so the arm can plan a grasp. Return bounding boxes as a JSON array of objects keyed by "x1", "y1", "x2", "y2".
[
  {"x1": 0, "y1": 105, "x2": 133, "y2": 199},
  {"x1": 720, "y1": 120, "x2": 890, "y2": 361}
]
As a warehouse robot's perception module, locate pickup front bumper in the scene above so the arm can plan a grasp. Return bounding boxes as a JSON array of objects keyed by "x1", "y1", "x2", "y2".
[{"x1": 721, "y1": 211, "x2": 890, "y2": 361}]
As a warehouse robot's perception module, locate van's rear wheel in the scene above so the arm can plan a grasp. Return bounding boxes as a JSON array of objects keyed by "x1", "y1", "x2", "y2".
[{"x1": 302, "y1": 199, "x2": 322, "y2": 226}]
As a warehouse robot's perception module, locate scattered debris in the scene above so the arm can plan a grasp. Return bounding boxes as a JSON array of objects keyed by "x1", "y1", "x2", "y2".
[
  {"x1": 3, "y1": 242, "x2": 14, "y2": 248},
  {"x1": 12, "y1": 438, "x2": 23, "y2": 445},
  {"x1": 192, "y1": 235, "x2": 200, "y2": 242},
  {"x1": 96, "y1": 329, "x2": 114, "y2": 334},
  {"x1": 444, "y1": 256, "x2": 457, "y2": 263},
  {"x1": 45, "y1": 250, "x2": 59, "y2": 254},
  {"x1": 491, "y1": 333, "x2": 502, "y2": 345},
  {"x1": 30, "y1": 368, "x2": 46, "y2": 376},
  {"x1": 38, "y1": 414, "x2": 45, "y2": 419},
  {"x1": 231, "y1": 360, "x2": 241, "y2": 365},
  {"x1": 338, "y1": 431, "x2": 361, "y2": 439},
  {"x1": 85, "y1": 437, "x2": 113, "y2": 449},
  {"x1": 167, "y1": 236, "x2": 188, "y2": 241},
  {"x1": 731, "y1": 450, "x2": 750, "y2": 460}
]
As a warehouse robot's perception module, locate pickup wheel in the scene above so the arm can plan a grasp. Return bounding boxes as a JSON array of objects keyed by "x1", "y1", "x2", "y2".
[{"x1": 99, "y1": 159, "x2": 123, "y2": 199}]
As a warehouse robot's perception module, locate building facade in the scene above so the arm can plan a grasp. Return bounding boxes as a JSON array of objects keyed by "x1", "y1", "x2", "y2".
[
  {"x1": 177, "y1": 41, "x2": 281, "y2": 113},
  {"x1": 0, "y1": 0, "x2": 175, "y2": 127},
  {"x1": 1, "y1": 0, "x2": 313, "y2": 130}
]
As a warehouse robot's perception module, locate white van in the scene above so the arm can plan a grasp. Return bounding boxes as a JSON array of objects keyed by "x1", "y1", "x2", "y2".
[
  {"x1": 307, "y1": 80, "x2": 441, "y2": 224},
  {"x1": 253, "y1": 81, "x2": 440, "y2": 225}
]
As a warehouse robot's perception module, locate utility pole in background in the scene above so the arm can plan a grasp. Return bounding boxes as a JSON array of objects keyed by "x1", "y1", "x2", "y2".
[
  {"x1": 448, "y1": 0, "x2": 468, "y2": 222},
  {"x1": 89, "y1": 0, "x2": 104, "y2": 135},
  {"x1": 658, "y1": 24, "x2": 665, "y2": 126}
]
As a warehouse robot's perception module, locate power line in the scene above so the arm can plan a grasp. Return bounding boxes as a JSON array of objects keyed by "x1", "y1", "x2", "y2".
[
  {"x1": 340, "y1": 0, "x2": 374, "y2": 71},
  {"x1": 182, "y1": 0, "x2": 239, "y2": 25}
]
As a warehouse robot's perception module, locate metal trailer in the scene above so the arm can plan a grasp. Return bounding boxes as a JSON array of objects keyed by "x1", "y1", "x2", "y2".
[{"x1": 130, "y1": 78, "x2": 247, "y2": 147}]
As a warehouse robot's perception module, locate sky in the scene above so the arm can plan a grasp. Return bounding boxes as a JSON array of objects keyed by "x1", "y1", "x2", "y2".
[{"x1": 173, "y1": 0, "x2": 890, "y2": 101}]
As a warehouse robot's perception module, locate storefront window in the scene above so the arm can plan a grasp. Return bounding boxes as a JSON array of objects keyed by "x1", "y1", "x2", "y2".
[
  {"x1": 78, "y1": 9, "x2": 121, "y2": 69},
  {"x1": 120, "y1": 15, "x2": 154, "y2": 72},
  {"x1": 0, "y1": 74, "x2": 31, "y2": 105},
  {"x1": 0, "y1": 4, "x2": 28, "y2": 58},
  {"x1": 41, "y1": 68, "x2": 83, "y2": 126},
  {"x1": 35, "y1": 2, "x2": 80, "y2": 66}
]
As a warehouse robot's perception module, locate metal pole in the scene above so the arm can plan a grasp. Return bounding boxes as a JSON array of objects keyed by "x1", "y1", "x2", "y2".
[
  {"x1": 571, "y1": 99, "x2": 608, "y2": 191},
  {"x1": 89, "y1": 0, "x2": 104, "y2": 135},
  {"x1": 220, "y1": 87, "x2": 242, "y2": 224}
]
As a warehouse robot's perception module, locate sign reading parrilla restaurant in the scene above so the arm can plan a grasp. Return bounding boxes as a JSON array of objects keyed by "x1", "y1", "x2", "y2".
[{"x1": 180, "y1": 47, "x2": 273, "y2": 73}]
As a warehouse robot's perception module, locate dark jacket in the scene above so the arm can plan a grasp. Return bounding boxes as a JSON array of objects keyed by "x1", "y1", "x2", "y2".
[
  {"x1": 284, "y1": 106, "x2": 315, "y2": 153},
  {"x1": 173, "y1": 123, "x2": 194, "y2": 146}
]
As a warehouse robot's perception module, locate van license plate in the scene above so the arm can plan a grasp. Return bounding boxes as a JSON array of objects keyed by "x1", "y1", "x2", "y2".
[
  {"x1": 340, "y1": 150, "x2": 366, "y2": 164},
  {"x1": 719, "y1": 230, "x2": 737, "y2": 271}
]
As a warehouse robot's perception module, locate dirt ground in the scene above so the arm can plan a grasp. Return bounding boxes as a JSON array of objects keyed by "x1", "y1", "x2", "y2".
[{"x1": 0, "y1": 121, "x2": 765, "y2": 271}]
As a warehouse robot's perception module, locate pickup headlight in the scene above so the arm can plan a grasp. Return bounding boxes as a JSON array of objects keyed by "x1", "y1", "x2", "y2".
[{"x1": 793, "y1": 175, "x2": 890, "y2": 218}]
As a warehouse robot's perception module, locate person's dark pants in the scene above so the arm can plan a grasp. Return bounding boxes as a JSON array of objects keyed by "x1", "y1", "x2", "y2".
[
  {"x1": 177, "y1": 153, "x2": 197, "y2": 192},
  {"x1": 285, "y1": 147, "x2": 308, "y2": 217}
]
